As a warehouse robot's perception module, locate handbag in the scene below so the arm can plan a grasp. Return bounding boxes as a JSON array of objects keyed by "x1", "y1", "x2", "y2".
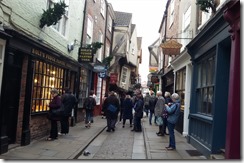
[
  {"x1": 156, "y1": 116, "x2": 164, "y2": 126},
  {"x1": 52, "y1": 105, "x2": 65, "y2": 116},
  {"x1": 107, "y1": 104, "x2": 117, "y2": 113}
]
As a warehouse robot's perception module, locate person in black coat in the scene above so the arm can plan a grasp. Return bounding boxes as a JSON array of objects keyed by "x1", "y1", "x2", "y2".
[
  {"x1": 59, "y1": 87, "x2": 77, "y2": 135},
  {"x1": 131, "y1": 90, "x2": 144, "y2": 132},
  {"x1": 122, "y1": 94, "x2": 133, "y2": 128},
  {"x1": 103, "y1": 91, "x2": 120, "y2": 132}
]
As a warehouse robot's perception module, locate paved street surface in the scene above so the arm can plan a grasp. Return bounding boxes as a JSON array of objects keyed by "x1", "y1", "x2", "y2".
[{"x1": 0, "y1": 115, "x2": 207, "y2": 160}]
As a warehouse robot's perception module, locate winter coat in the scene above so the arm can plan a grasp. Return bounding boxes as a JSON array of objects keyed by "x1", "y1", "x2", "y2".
[
  {"x1": 61, "y1": 93, "x2": 77, "y2": 116},
  {"x1": 83, "y1": 96, "x2": 96, "y2": 112},
  {"x1": 103, "y1": 94, "x2": 120, "y2": 119},
  {"x1": 122, "y1": 97, "x2": 133, "y2": 120},
  {"x1": 149, "y1": 95, "x2": 157, "y2": 113},
  {"x1": 154, "y1": 96, "x2": 165, "y2": 117},
  {"x1": 165, "y1": 100, "x2": 181, "y2": 124},
  {"x1": 133, "y1": 97, "x2": 144, "y2": 118},
  {"x1": 48, "y1": 95, "x2": 62, "y2": 120},
  {"x1": 165, "y1": 97, "x2": 173, "y2": 105}
]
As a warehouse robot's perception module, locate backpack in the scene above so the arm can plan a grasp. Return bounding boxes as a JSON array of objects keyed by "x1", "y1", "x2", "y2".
[{"x1": 85, "y1": 97, "x2": 94, "y2": 110}]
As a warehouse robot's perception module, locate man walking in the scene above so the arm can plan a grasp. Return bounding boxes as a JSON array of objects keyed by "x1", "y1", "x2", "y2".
[{"x1": 83, "y1": 92, "x2": 97, "y2": 128}]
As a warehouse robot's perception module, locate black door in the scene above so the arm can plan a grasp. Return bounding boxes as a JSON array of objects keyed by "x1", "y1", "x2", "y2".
[{"x1": 2, "y1": 52, "x2": 23, "y2": 144}]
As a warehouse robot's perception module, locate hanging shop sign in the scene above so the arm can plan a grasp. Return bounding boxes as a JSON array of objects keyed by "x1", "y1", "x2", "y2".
[
  {"x1": 93, "y1": 63, "x2": 107, "y2": 72},
  {"x1": 110, "y1": 73, "x2": 118, "y2": 84},
  {"x1": 98, "y1": 71, "x2": 107, "y2": 78},
  {"x1": 160, "y1": 40, "x2": 182, "y2": 55},
  {"x1": 78, "y1": 47, "x2": 93, "y2": 63}
]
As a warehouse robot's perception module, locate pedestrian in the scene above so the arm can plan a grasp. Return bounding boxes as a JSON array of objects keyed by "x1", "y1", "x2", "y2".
[
  {"x1": 90, "y1": 90, "x2": 97, "y2": 123},
  {"x1": 165, "y1": 93, "x2": 181, "y2": 150},
  {"x1": 46, "y1": 88, "x2": 61, "y2": 141},
  {"x1": 143, "y1": 92, "x2": 150, "y2": 117},
  {"x1": 83, "y1": 92, "x2": 96, "y2": 128},
  {"x1": 103, "y1": 91, "x2": 120, "y2": 132},
  {"x1": 131, "y1": 90, "x2": 144, "y2": 132},
  {"x1": 163, "y1": 91, "x2": 172, "y2": 135},
  {"x1": 154, "y1": 91, "x2": 165, "y2": 136},
  {"x1": 101, "y1": 92, "x2": 108, "y2": 119},
  {"x1": 148, "y1": 91, "x2": 157, "y2": 125},
  {"x1": 59, "y1": 87, "x2": 77, "y2": 135},
  {"x1": 122, "y1": 93, "x2": 133, "y2": 128},
  {"x1": 119, "y1": 93, "x2": 126, "y2": 123}
]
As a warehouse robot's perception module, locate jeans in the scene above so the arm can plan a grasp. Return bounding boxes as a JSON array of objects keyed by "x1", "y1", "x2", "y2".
[
  {"x1": 85, "y1": 110, "x2": 93, "y2": 124},
  {"x1": 149, "y1": 111, "x2": 156, "y2": 125},
  {"x1": 167, "y1": 122, "x2": 176, "y2": 148},
  {"x1": 107, "y1": 117, "x2": 117, "y2": 131}
]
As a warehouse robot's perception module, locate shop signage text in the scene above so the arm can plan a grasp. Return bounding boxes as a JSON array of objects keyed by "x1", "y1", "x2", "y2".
[{"x1": 78, "y1": 48, "x2": 93, "y2": 63}]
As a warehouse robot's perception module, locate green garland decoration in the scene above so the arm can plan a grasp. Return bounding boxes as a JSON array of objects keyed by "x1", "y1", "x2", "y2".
[
  {"x1": 196, "y1": 0, "x2": 216, "y2": 13},
  {"x1": 39, "y1": 1, "x2": 67, "y2": 28}
]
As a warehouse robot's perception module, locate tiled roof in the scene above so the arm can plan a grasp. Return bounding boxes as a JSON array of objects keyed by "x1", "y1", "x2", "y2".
[{"x1": 114, "y1": 11, "x2": 132, "y2": 26}]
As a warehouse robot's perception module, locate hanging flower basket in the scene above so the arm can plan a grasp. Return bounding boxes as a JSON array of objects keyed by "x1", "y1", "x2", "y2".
[{"x1": 160, "y1": 40, "x2": 182, "y2": 55}]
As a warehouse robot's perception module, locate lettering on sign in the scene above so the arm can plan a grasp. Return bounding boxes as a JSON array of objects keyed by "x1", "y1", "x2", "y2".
[
  {"x1": 78, "y1": 48, "x2": 93, "y2": 63},
  {"x1": 31, "y1": 48, "x2": 77, "y2": 70}
]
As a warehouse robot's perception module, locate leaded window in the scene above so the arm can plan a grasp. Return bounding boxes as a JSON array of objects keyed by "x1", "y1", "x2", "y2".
[{"x1": 32, "y1": 60, "x2": 64, "y2": 113}]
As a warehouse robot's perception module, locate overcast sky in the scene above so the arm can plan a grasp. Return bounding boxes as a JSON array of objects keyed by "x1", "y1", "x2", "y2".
[{"x1": 107, "y1": 0, "x2": 167, "y2": 83}]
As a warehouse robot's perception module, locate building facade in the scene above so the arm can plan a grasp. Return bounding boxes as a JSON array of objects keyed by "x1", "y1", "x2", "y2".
[{"x1": 0, "y1": 0, "x2": 85, "y2": 154}]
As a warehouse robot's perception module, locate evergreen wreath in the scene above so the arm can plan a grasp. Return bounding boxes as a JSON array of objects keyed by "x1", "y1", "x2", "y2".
[{"x1": 196, "y1": 0, "x2": 216, "y2": 13}]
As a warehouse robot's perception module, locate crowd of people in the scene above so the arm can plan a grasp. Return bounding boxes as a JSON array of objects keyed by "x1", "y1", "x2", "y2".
[{"x1": 47, "y1": 87, "x2": 181, "y2": 150}]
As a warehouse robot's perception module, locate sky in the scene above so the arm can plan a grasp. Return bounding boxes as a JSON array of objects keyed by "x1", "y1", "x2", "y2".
[{"x1": 107, "y1": 0, "x2": 167, "y2": 84}]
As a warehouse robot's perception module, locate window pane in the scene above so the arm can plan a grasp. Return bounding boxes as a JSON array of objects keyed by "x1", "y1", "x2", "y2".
[{"x1": 197, "y1": 64, "x2": 202, "y2": 87}]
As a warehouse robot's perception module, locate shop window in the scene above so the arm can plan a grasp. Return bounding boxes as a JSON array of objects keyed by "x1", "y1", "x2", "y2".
[
  {"x1": 196, "y1": 56, "x2": 215, "y2": 115},
  {"x1": 78, "y1": 67, "x2": 88, "y2": 108},
  {"x1": 175, "y1": 67, "x2": 186, "y2": 110},
  {"x1": 121, "y1": 67, "x2": 128, "y2": 83},
  {"x1": 96, "y1": 77, "x2": 102, "y2": 105},
  {"x1": 32, "y1": 60, "x2": 64, "y2": 113}
]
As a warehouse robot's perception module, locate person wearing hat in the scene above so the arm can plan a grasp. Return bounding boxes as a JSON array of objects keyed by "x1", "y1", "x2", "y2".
[{"x1": 47, "y1": 88, "x2": 61, "y2": 141}]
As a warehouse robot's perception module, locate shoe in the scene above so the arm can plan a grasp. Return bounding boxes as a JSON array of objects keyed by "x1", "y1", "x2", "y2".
[
  {"x1": 58, "y1": 132, "x2": 66, "y2": 136},
  {"x1": 165, "y1": 133, "x2": 169, "y2": 135},
  {"x1": 167, "y1": 147, "x2": 175, "y2": 150},
  {"x1": 149, "y1": 123, "x2": 152, "y2": 125},
  {"x1": 130, "y1": 125, "x2": 132, "y2": 127},
  {"x1": 106, "y1": 129, "x2": 111, "y2": 132},
  {"x1": 156, "y1": 132, "x2": 160, "y2": 135},
  {"x1": 165, "y1": 146, "x2": 171, "y2": 149},
  {"x1": 157, "y1": 133, "x2": 164, "y2": 136},
  {"x1": 131, "y1": 129, "x2": 135, "y2": 132},
  {"x1": 45, "y1": 137, "x2": 55, "y2": 141},
  {"x1": 111, "y1": 128, "x2": 115, "y2": 132},
  {"x1": 122, "y1": 125, "x2": 125, "y2": 128}
]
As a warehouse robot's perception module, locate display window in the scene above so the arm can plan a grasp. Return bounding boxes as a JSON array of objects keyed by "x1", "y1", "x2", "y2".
[{"x1": 32, "y1": 60, "x2": 64, "y2": 113}]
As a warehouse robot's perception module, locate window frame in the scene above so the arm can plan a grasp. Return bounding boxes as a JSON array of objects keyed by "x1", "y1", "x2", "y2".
[{"x1": 195, "y1": 54, "x2": 216, "y2": 116}]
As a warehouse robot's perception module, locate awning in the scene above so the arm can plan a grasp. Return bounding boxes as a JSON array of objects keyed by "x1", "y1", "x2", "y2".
[{"x1": 160, "y1": 40, "x2": 182, "y2": 55}]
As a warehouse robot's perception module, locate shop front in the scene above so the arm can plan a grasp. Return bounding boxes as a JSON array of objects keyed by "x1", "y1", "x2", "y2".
[{"x1": 0, "y1": 30, "x2": 80, "y2": 154}]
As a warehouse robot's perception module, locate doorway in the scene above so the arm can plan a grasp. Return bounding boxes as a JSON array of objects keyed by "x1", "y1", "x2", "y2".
[{"x1": 2, "y1": 52, "x2": 23, "y2": 144}]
